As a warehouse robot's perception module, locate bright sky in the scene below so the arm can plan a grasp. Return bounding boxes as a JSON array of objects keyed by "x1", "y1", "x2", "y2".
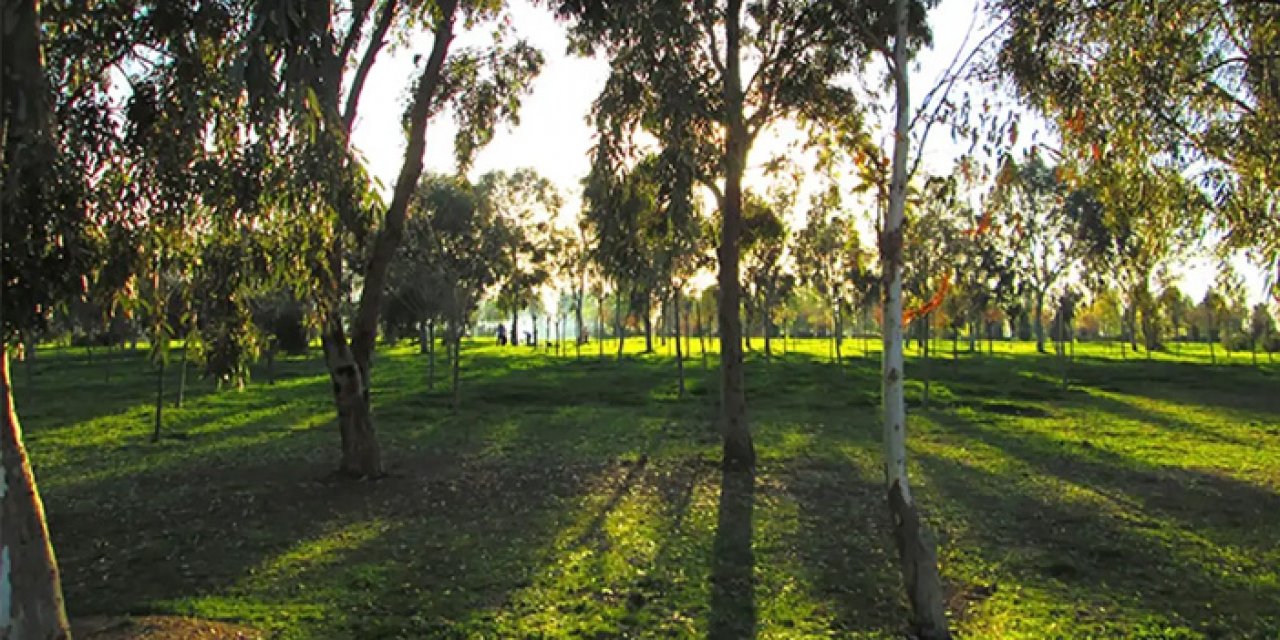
[{"x1": 350, "y1": 0, "x2": 1270, "y2": 306}]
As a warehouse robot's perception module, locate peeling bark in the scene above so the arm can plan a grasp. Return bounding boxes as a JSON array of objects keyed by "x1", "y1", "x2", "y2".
[{"x1": 1, "y1": 349, "x2": 71, "y2": 640}]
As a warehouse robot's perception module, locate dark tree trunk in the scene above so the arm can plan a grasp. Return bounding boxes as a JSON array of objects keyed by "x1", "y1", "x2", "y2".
[
  {"x1": 511, "y1": 309, "x2": 519, "y2": 346},
  {"x1": 762, "y1": 295, "x2": 772, "y2": 361},
  {"x1": 616, "y1": 293, "x2": 625, "y2": 362},
  {"x1": 718, "y1": 0, "x2": 754, "y2": 472},
  {"x1": 450, "y1": 320, "x2": 462, "y2": 410},
  {"x1": 427, "y1": 320, "x2": 436, "y2": 390},
  {"x1": 675, "y1": 290, "x2": 686, "y2": 398},
  {"x1": 152, "y1": 358, "x2": 166, "y2": 442},
  {"x1": 322, "y1": 319, "x2": 382, "y2": 478},
  {"x1": 1033, "y1": 290, "x2": 1047, "y2": 353},
  {"x1": 697, "y1": 298, "x2": 709, "y2": 371},
  {"x1": 643, "y1": 301, "x2": 653, "y2": 353},
  {"x1": 175, "y1": 342, "x2": 188, "y2": 408},
  {"x1": 320, "y1": 0, "x2": 457, "y2": 478},
  {"x1": 597, "y1": 292, "x2": 605, "y2": 361},
  {"x1": 1, "y1": 348, "x2": 72, "y2": 639}
]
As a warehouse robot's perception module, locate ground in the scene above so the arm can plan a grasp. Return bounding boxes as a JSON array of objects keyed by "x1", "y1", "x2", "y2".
[{"x1": 13, "y1": 336, "x2": 1280, "y2": 639}]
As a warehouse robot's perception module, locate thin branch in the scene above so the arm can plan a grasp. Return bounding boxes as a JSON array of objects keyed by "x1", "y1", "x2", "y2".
[{"x1": 342, "y1": 0, "x2": 399, "y2": 133}]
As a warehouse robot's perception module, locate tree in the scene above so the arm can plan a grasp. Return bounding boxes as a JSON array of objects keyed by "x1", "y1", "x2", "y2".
[
  {"x1": 859, "y1": 0, "x2": 953, "y2": 634},
  {"x1": 487, "y1": 169, "x2": 562, "y2": 349},
  {"x1": 741, "y1": 189, "x2": 793, "y2": 361},
  {"x1": 903, "y1": 175, "x2": 965, "y2": 406},
  {"x1": 240, "y1": 0, "x2": 542, "y2": 477},
  {"x1": 988, "y1": 156, "x2": 1081, "y2": 353},
  {"x1": 1249, "y1": 303, "x2": 1275, "y2": 365},
  {"x1": 401, "y1": 173, "x2": 512, "y2": 407},
  {"x1": 3, "y1": 0, "x2": 124, "y2": 632},
  {"x1": 558, "y1": 0, "x2": 920, "y2": 471},
  {"x1": 994, "y1": 0, "x2": 1278, "y2": 283}
]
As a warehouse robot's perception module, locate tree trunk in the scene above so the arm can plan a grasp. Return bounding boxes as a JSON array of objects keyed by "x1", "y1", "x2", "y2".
[
  {"x1": 418, "y1": 320, "x2": 429, "y2": 354},
  {"x1": 321, "y1": 0, "x2": 456, "y2": 478},
  {"x1": 450, "y1": 320, "x2": 462, "y2": 410},
  {"x1": 675, "y1": 290, "x2": 686, "y2": 399},
  {"x1": 575, "y1": 286, "x2": 585, "y2": 360},
  {"x1": 427, "y1": 320, "x2": 436, "y2": 390},
  {"x1": 511, "y1": 309, "x2": 519, "y2": 346},
  {"x1": 265, "y1": 343, "x2": 276, "y2": 385},
  {"x1": 532, "y1": 311, "x2": 539, "y2": 347},
  {"x1": 1, "y1": 348, "x2": 72, "y2": 639},
  {"x1": 152, "y1": 358, "x2": 166, "y2": 442},
  {"x1": 718, "y1": 0, "x2": 754, "y2": 472},
  {"x1": 597, "y1": 292, "x2": 605, "y2": 361},
  {"x1": 921, "y1": 314, "x2": 931, "y2": 410},
  {"x1": 881, "y1": 1, "x2": 950, "y2": 635},
  {"x1": 175, "y1": 341, "x2": 188, "y2": 408},
  {"x1": 697, "y1": 298, "x2": 709, "y2": 371},
  {"x1": 616, "y1": 293, "x2": 625, "y2": 362},
  {"x1": 834, "y1": 303, "x2": 844, "y2": 366},
  {"x1": 643, "y1": 302, "x2": 653, "y2": 353},
  {"x1": 762, "y1": 295, "x2": 772, "y2": 361},
  {"x1": 322, "y1": 319, "x2": 382, "y2": 478},
  {"x1": 1033, "y1": 290, "x2": 1047, "y2": 353}
]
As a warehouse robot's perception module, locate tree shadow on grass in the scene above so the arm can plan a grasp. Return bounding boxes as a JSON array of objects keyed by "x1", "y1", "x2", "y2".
[
  {"x1": 780, "y1": 456, "x2": 906, "y2": 636},
  {"x1": 919, "y1": 409, "x2": 1280, "y2": 637},
  {"x1": 709, "y1": 466, "x2": 755, "y2": 639}
]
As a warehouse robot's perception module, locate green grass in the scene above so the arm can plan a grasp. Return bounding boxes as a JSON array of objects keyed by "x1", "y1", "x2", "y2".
[{"x1": 12, "y1": 336, "x2": 1280, "y2": 639}]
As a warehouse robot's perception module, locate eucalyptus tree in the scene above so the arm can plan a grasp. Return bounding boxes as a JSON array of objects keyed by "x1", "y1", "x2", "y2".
[
  {"x1": 236, "y1": 0, "x2": 543, "y2": 476},
  {"x1": 484, "y1": 169, "x2": 561, "y2": 348},
  {"x1": 556, "y1": 0, "x2": 914, "y2": 471},
  {"x1": 902, "y1": 175, "x2": 965, "y2": 405},
  {"x1": 741, "y1": 189, "x2": 794, "y2": 360},
  {"x1": 402, "y1": 173, "x2": 512, "y2": 406},
  {"x1": 994, "y1": 0, "x2": 1278, "y2": 285},
  {"x1": 795, "y1": 187, "x2": 863, "y2": 363},
  {"x1": 988, "y1": 155, "x2": 1081, "y2": 353}
]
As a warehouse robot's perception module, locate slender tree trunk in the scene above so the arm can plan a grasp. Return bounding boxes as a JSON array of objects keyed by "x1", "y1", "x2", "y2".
[
  {"x1": 418, "y1": 320, "x2": 429, "y2": 354},
  {"x1": 880, "y1": 1, "x2": 950, "y2": 635},
  {"x1": 643, "y1": 302, "x2": 653, "y2": 353},
  {"x1": 511, "y1": 309, "x2": 519, "y2": 346},
  {"x1": 718, "y1": 0, "x2": 754, "y2": 471},
  {"x1": 1209, "y1": 333, "x2": 1216, "y2": 364},
  {"x1": 175, "y1": 340, "x2": 188, "y2": 408},
  {"x1": 1, "y1": 348, "x2": 72, "y2": 639},
  {"x1": 675, "y1": 290, "x2": 686, "y2": 398},
  {"x1": 616, "y1": 292, "x2": 625, "y2": 362},
  {"x1": 265, "y1": 343, "x2": 276, "y2": 385},
  {"x1": 152, "y1": 357, "x2": 166, "y2": 442},
  {"x1": 834, "y1": 303, "x2": 844, "y2": 367},
  {"x1": 922, "y1": 315, "x2": 931, "y2": 409},
  {"x1": 697, "y1": 298, "x2": 709, "y2": 371},
  {"x1": 597, "y1": 292, "x2": 605, "y2": 361},
  {"x1": 1033, "y1": 290, "x2": 1047, "y2": 353},
  {"x1": 450, "y1": 320, "x2": 462, "y2": 410},
  {"x1": 575, "y1": 287, "x2": 584, "y2": 360},
  {"x1": 427, "y1": 320, "x2": 436, "y2": 390}
]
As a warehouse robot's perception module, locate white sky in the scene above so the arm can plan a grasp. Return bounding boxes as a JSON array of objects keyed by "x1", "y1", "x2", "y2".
[{"x1": 350, "y1": 0, "x2": 1270, "y2": 306}]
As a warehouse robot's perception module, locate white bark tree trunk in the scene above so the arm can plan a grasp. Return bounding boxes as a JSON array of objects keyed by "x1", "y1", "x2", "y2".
[{"x1": 881, "y1": 0, "x2": 950, "y2": 636}]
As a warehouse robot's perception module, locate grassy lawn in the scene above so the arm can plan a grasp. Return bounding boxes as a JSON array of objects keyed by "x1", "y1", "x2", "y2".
[{"x1": 12, "y1": 337, "x2": 1280, "y2": 639}]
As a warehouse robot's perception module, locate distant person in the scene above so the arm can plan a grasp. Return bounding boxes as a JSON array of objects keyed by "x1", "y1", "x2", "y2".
[
  {"x1": 496, "y1": 324, "x2": 507, "y2": 347},
  {"x1": 524, "y1": 331, "x2": 534, "y2": 347}
]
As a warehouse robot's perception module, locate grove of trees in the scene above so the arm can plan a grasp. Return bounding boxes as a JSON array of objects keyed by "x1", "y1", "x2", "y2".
[{"x1": 3, "y1": 0, "x2": 1276, "y2": 637}]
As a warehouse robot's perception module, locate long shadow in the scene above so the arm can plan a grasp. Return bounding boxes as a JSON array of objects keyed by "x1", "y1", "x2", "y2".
[
  {"x1": 920, "y1": 409, "x2": 1280, "y2": 636},
  {"x1": 709, "y1": 466, "x2": 756, "y2": 639},
  {"x1": 782, "y1": 456, "x2": 905, "y2": 636}
]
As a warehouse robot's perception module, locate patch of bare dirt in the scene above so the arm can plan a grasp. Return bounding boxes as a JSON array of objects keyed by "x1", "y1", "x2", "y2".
[{"x1": 72, "y1": 616, "x2": 261, "y2": 640}]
